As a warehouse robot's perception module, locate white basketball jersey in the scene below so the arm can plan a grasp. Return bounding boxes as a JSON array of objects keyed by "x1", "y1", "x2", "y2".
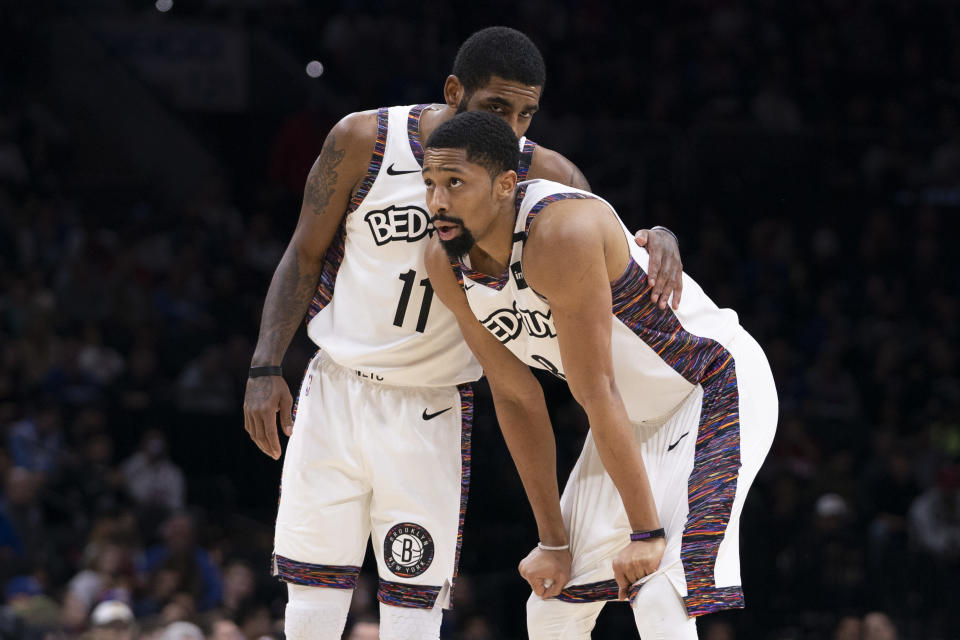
[
  {"x1": 305, "y1": 105, "x2": 537, "y2": 387},
  {"x1": 460, "y1": 179, "x2": 742, "y2": 422}
]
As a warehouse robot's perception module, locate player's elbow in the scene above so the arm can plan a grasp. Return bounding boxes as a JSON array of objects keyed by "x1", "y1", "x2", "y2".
[{"x1": 570, "y1": 375, "x2": 618, "y2": 416}]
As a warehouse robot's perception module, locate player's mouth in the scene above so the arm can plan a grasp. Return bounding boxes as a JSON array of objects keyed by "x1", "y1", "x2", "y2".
[
  {"x1": 433, "y1": 221, "x2": 461, "y2": 241},
  {"x1": 431, "y1": 215, "x2": 465, "y2": 241}
]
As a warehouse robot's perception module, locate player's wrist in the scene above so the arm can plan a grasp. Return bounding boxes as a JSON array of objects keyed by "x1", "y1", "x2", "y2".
[
  {"x1": 249, "y1": 365, "x2": 283, "y2": 378},
  {"x1": 537, "y1": 541, "x2": 569, "y2": 552},
  {"x1": 629, "y1": 527, "x2": 665, "y2": 542}
]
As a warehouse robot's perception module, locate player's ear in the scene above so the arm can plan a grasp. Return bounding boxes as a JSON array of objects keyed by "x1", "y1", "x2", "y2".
[
  {"x1": 443, "y1": 75, "x2": 464, "y2": 108},
  {"x1": 495, "y1": 170, "x2": 517, "y2": 199}
]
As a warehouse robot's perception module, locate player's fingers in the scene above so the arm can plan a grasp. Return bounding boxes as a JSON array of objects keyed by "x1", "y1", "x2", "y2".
[
  {"x1": 265, "y1": 408, "x2": 282, "y2": 459},
  {"x1": 543, "y1": 577, "x2": 562, "y2": 599},
  {"x1": 279, "y1": 390, "x2": 294, "y2": 437},
  {"x1": 633, "y1": 228, "x2": 649, "y2": 247},
  {"x1": 613, "y1": 567, "x2": 631, "y2": 601},
  {"x1": 671, "y1": 270, "x2": 683, "y2": 309},
  {"x1": 532, "y1": 580, "x2": 546, "y2": 597},
  {"x1": 647, "y1": 251, "x2": 663, "y2": 295}
]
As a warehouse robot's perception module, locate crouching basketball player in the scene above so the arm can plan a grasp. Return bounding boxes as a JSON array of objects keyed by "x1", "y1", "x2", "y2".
[{"x1": 422, "y1": 112, "x2": 778, "y2": 639}]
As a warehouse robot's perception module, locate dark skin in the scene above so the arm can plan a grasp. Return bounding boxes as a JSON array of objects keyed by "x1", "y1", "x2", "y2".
[{"x1": 243, "y1": 74, "x2": 684, "y2": 460}]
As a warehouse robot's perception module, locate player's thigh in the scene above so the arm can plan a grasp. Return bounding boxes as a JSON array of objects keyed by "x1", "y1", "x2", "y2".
[
  {"x1": 367, "y1": 383, "x2": 471, "y2": 600},
  {"x1": 274, "y1": 352, "x2": 372, "y2": 568},
  {"x1": 527, "y1": 593, "x2": 605, "y2": 640}
]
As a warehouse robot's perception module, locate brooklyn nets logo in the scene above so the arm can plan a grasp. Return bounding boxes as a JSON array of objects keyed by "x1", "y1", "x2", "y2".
[{"x1": 383, "y1": 522, "x2": 434, "y2": 578}]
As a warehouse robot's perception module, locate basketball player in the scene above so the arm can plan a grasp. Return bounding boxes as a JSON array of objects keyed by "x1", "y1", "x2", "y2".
[
  {"x1": 421, "y1": 111, "x2": 778, "y2": 639},
  {"x1": 242, "y1": 28, "x2": 684, "y2": 640}
]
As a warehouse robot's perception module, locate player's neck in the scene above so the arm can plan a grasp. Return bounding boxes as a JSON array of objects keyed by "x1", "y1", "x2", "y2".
[
  {"x1": 417, "y1": 104, "x2": 456, "y2": 144},
  {"x1": 470, "y1": 192, "x2": 517, "y2": 276}
]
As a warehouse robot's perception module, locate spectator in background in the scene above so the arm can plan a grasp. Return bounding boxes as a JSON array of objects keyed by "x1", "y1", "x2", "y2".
[
  {"x1": 138, "y1": 512, "x2": 223, "y2": 614},
  {"x1": 87, "y1": 599, "x2": 136, "y2": 640},
  {"x1": 7, "y1": 403, "x2": 63, "y2": 476},
  {"x1": 121, "y1": 430, "x2": 185, "y2": 515},
  {"x1": 0, "y1": 467, "x2": 44, "y2": 580}
]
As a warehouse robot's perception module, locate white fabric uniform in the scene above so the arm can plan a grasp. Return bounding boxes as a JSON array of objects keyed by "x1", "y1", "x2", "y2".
[
  {"x1": 458, "y1": 180, "x2": 778, "y2": 619},
  {"x1": 273, "y1": 105, "x2": 537, "y2": 610}
]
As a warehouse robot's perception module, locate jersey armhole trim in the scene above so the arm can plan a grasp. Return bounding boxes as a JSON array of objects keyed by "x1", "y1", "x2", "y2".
[{"x1": 346, "y1": 107, "x2": 389, "y2": 215}]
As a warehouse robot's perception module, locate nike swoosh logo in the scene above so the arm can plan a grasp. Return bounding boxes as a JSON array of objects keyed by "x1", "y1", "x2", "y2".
[
  {"x1": 386, "y1": 163, "x2": 421, "y2": 176},
  {"x1": 422, "y1": 407, "x2": 453, "y2": 420},
  {"x1": 667, "y1": 431, "x2": 690, "y2": 451},
  {"x1": 464, "y1": 283, "x2": 475, "y2": 290}
]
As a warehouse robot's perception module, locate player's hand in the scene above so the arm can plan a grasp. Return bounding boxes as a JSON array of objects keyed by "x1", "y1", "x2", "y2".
[
  {"x1": 243, "y1": 375, "x2": 294, "y2": 460},
  {"x1": 634, "y1": 228, "x2": 682, "y2": 310},
  {"x1": 612, "y1": 537, "x2": 666, "y2": 600},
  {"x1": 518, "y1": 546, "x2": 571, "y2": 599}
]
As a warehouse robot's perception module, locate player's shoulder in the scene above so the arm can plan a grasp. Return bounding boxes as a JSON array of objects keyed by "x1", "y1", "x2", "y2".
[
  {"x1": 527, "y1": 145, "x2": 590, "y2": 191},
  {"x1": 330, "y1": 109, "x2": 380, "y2": 150}
]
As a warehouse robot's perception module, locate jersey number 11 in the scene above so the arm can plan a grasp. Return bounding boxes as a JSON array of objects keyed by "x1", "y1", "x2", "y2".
[{"x1": 393, "y1": 269, "x2": 434, "y2": 333}]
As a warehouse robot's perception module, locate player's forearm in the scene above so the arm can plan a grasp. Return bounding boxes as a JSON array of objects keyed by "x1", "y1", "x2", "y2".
[
  {"x1": 579, "y1": 392, "x2": 660, "y2": 532},
  {"x1": 251, "y1": 241, "x2": 323, "y2": 366},
  {"x1": 491, "y1": 388, "x2": 567, "y2": 546}
]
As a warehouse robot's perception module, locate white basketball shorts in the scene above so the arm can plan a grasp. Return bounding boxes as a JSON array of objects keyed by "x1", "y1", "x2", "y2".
[
  {"x1": 548, "y1": 327, "x2": 778, "y2": 617},
  {"x1": 272, "y1": 350, "x2": 473, "y2": 610}
]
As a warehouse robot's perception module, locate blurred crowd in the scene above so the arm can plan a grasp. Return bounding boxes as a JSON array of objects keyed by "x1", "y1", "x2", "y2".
[{"x1": 2, "y1": 1, "x2": 960, "y2": 639}]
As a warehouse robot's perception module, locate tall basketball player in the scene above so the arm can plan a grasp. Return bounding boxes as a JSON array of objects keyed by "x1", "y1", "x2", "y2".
[
  {"x1": 422, "y1": 112, "x2": 778, "y2": 639},
  {"x1": 242, "y1": 28, "x2": 685, "y2": 640}
]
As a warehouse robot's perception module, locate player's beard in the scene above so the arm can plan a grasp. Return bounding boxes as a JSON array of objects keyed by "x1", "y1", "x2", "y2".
[{"x1": 431, "y1": 214, "x2": 476, "y2": 260}]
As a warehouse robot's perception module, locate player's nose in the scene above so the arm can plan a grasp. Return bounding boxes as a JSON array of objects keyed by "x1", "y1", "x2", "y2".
[{"x1": 428, "y1": 188, "x2": 448, "y2": 214}]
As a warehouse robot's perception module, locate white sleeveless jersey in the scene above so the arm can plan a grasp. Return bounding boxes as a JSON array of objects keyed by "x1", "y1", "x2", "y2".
[
  {"x1": 459, "y1": 179, "x2": 742, "y2": 422},
  {"x1": 305, "y1": 105, "x2": 537, "y2": 387}
]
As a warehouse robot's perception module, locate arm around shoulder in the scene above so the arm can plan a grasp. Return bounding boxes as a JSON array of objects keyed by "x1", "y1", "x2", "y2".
[{"x1": 526, "y1": 146, "x2": 591, "y2": 192}]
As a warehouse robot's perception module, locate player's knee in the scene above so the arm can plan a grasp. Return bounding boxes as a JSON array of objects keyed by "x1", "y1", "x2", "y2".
[
  {"x1": 378, "y1": 602, "x2": 443, "y2": 640},
  {"x1": 284, "y1": 584, "x2": 352, "y2": 640},
  {"x1": 631, "y1": 574, "x2": 698, "y2": 639}
]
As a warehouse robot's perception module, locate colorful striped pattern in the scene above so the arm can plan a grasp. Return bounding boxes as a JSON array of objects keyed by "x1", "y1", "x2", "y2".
[
  {"x1": 306, "y1": 223, "x2": 346, "y2": 321},
  {"x1": 377, "y1": 579, "x2": 442, "y2": 609},
  {"x1": 449, "y1": 383, "x2": 474, "y2": 606},
  {"x1": 407, "y1": 104, "x2": 429, "y2": 165},
  {"x1": 524, "y1": 192, "x2": 596, "y2": 233},
  {"x1": 345, "y1": 107, "x2": 388, "y2": 215},
  {"x1": 554, "y1": 579, "x2": 620, "y2": 603},
  {"x1": 273, "y1": 554, "x2": 360, "y2": 589},
  {"x1": 459, "y1": 263, "x2": 509, "y2": 290},
  {"x1": 517, "y1": 139, "x2": 537, "y2": 181},
  {"x1": 610, "y1": 258, "x2": 743, "y2": 616}
]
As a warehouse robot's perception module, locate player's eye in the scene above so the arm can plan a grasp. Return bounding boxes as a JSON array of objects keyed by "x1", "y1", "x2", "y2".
[
  {"x1": 423, "y1": 178, "x2": 433, "y2": 188},
  {"x1": 488, "y1": 104, "x2": 504, "y2": 114},
  {"x1": 520, "y1": 111, "x2": 532, "y2": 119},
  {"x1": 449, "y1": 178, "x2": 463, "y2": 187}
]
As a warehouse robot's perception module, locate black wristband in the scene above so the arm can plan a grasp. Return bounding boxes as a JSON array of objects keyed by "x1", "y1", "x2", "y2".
[
  {"x1": 249, "y1": 366, "x2": 283, "y2": 378},
  {"x1": 630, "y1": 528, "x2": 665, "y2": 541}
]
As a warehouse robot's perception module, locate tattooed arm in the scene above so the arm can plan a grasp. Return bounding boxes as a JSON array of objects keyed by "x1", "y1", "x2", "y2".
[{"x1": 243, "y1": 111, "x2": 377, "y2": 459}]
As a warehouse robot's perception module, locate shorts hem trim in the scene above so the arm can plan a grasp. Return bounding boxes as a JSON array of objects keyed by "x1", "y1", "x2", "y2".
[
  {"x1": 378, "y1": 579, "x2": 442, "y2": 609},
  {"x1": 272, "y1": 554, "x2": 360, "y2": 589}
]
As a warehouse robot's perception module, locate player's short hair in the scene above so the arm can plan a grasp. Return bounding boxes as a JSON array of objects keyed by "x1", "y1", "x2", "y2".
[
  {"x1": 426, "y1": 111, "x2": 520, "y2": 178},
  {"x1": 452, "y1": 27, "x2": 546, "y2": 94}
]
